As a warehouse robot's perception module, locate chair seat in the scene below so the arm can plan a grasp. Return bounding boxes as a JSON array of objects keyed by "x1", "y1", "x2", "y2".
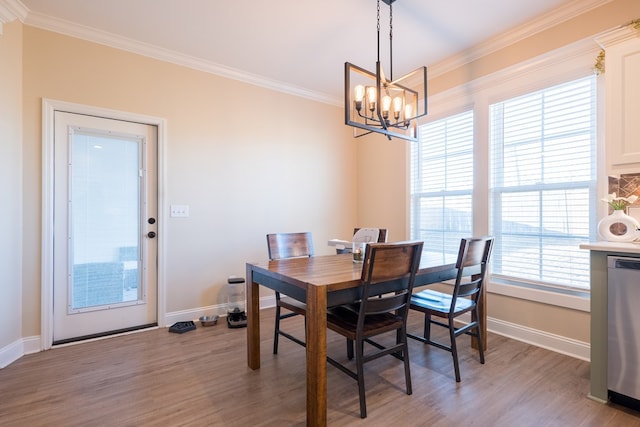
[
  {"x1": 278, "y1": 296, "x2": 306, "y2": 315},
  {"x1": 411, "y1": 289, "x2": 473, "y2": 314},
  {"x1": 327, "y1": 305, "x2": 403, "y2": 339}
]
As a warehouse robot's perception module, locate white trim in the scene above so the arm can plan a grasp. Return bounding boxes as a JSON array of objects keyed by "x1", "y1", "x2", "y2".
[
  {"x1": 488, "y1": 316, "x2": 590, "y2": 361},
  {"x1": 425, "y1": 36, "x2": 600, "y2": 119},
  {"x1": 0, "y1": 338, "x2": 23, "y2": 368},
  {"x1": 430, "y1": 0, "x2": 611, "y2": 78},
  {"x1": 22, "y1": 11, "x2": 340, "y2": 107},
  {"x1": 488, "y1": 280, "x2": 590, "y2": 312},
  {"x1": 0, "y1": 0, "x2": 28, "y2": 34},
  {"x1": 21, "y1": 335, "x2": 40, "y2": 355},
  {"x1": 0, "y1": 335, "x2": 40, "y2": 368},
  {"x1": 164, "y1": 295, "x2": 276, "y2": 326},
  {"x1": 41, "y1": 99, "x2": 167, "y2": 350},
  {"x1": 17, "y1": 0, "x2": 607, "y2": 106}
]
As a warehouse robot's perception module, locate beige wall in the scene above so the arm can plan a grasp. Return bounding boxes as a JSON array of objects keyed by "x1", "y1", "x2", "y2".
[
  {"x1": 6, "y1": 0, "x2": 640, "y2": 355},
  {"x1": 20, "y1": 26, "x2": 357, "y2": 335},
  {"x1": 0, "y1": 20, "x2": 23, "y2": 355},
  {"x1": 361, "y1": 0, "x2": 640, "y2": 344}
]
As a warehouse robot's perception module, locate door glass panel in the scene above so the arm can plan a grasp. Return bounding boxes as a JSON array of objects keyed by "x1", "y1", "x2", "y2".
[{"x1": 70, "y1": 130, "x2": 141, "y2": 311}]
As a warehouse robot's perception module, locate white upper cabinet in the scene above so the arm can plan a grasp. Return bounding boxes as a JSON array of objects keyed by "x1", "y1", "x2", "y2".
[{"x1": 599, "y1": 28, "x2": 640, "y2": 169}]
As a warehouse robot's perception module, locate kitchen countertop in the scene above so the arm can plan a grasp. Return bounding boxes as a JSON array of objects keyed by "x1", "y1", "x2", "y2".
[{"x1": 579, "y1": 241, "x2": 640, "y2": 254}]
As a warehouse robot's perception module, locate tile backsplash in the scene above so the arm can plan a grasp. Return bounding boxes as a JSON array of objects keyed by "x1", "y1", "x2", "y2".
[
  {"x1": 608, "y1": 173, "x2": 640, "y2": 202},
  {"x1": 608, "y1": 174, "x2": 640, "y2": 225}
]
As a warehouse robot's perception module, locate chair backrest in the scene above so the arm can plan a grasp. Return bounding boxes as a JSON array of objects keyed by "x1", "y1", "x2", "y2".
[
  {"x1": 358, "y1": 241, "x2": 424, "y2": 320},
  {"x1": 353, "y1": 228, "x2": 388, "y2": 243},
  {"x1": 335, "y1": 228, "x2": 388, "y2": 255},
  {"x1": 266, "y1": 232, "x2": 314, "y2": 260},
  {"x1": 451, "y1": 236, "x2": 494, "y2": 305}
]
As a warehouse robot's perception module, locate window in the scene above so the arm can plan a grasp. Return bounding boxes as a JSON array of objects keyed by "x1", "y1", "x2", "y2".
[
  {"x1": 410, "y1": 110, "x2": 474, "y2": 258},
  {"x1": 490, "y1": 76, "x2": 596, "y2": 289}
]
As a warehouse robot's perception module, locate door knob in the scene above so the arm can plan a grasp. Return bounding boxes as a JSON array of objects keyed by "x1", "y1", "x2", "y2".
[{"x1": 147, "y1": 231, "x2": 157, "y2": 238}]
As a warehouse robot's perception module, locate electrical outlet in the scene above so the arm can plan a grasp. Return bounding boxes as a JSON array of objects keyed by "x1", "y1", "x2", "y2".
[{"x1": 170, "y1": 204, "x2": 189, "y2": 217}]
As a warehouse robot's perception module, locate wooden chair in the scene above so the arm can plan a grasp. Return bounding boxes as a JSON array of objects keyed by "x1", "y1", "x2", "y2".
[
  {"x1": 326, "y1": 241, "x2": 424, "y2": 418},
  {"x1": 266, "y1": 232, "x2": 313, "y2": 354},
  {"x1": 335, "y1": 228, "x2": 388, "y2": 254},
  {"x1": 408, "y1": 236, "x2": 494, "y2": 382}
]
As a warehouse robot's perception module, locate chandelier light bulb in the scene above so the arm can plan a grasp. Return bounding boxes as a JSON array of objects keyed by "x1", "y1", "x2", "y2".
[
  {"x1": 382, "y1": 95, "x2": 392, "y2": 119},
  {"x1": 404, "y1": 104, "x2": 413, "y2": 119},
  {"x1": 354, "y1": 85, "x2": 365, "y2": 111},
  {"x1": 393, "y1": 96, "x2": 403, "y2": 119},
  {"x1": 366, "y1": 86, "x2": 377, "y2": 111},
  {"x1": 404, "y1": 104, "x2": 413, "y2": 126}
]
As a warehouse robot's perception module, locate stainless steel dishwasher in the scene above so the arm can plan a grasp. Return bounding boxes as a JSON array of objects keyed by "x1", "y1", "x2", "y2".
[{"x1": 608, "y1": 255, "x2": 640, "y2": 409}]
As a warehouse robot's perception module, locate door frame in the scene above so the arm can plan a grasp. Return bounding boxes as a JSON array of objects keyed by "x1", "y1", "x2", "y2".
[{"x1": 41, "y1": 98, "x2": 167, "y2": 350}]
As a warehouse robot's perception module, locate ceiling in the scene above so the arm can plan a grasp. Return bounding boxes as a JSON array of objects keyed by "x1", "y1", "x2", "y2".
[{"x1": 17, "y1": 0, "x2": 602, "y2": 104}]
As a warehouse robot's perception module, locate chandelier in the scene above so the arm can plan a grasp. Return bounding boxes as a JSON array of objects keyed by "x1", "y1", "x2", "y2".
[{"x1": 345, "y1": 0, "x2": 427, "y2": 142}]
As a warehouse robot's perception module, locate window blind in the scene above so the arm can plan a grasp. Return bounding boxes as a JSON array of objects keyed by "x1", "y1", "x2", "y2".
[
  {"x1": 490, "y1": 76, "x2": 596, "y2": 289},
  {"x1": 411, "y1": 110, "x2": 474, "y2": 258}
]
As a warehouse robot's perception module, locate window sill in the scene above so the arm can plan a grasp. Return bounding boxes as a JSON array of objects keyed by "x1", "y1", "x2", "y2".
[{"x1": 486, "y1": 279, "x2": 590, "y2": 312}]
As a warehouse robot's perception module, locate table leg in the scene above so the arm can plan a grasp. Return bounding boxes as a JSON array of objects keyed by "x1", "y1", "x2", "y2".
[
  {"x1": 306, "y1": 285, "x2": 327, "y2": 427},
  {"x1": 246, "y1": 264, "x2": 261, "y2": 370}
]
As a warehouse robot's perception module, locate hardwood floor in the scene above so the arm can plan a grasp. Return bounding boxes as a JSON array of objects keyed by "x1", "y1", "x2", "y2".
[{"x1": 1, "y1": 309, "x2": 639, "y2": 426}]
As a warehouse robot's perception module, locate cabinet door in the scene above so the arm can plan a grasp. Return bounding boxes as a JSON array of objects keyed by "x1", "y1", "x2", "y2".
[{"x1": 606, "y1": 37, "x2": 640, "y2": 166}]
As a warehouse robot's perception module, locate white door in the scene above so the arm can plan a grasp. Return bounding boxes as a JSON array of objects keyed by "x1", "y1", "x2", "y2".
[{"x1": 52, "y1": 111, "x2": 158, "y2": 343}]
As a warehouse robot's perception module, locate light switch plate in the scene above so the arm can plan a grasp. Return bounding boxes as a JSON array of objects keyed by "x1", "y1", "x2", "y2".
[{"x1": 170, "y1": 204, "x2": 189, "y2": 217}]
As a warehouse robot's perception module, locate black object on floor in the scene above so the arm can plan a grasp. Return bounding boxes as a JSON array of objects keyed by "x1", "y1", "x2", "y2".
[
  {"x1": 227, "y1": 307, "x2": 247, "y2": 328},
  {"x1": 169, "y1": 321, "x2": 196, "y2": 334}
]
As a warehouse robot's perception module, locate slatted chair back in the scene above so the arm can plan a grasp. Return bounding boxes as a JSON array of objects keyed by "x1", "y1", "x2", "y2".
[
  {"x1": 266, "y1": 232, "x2": 314, "y2": 260},
  {"x1": 353, "y1": 227, "x2": 388, "y2": 243},
  {"x1": 358, "y1": 241, "x2": 424, "y2": 328},
  {"x1": 450, "y1": 236, "x2": 494, "y2": 310}
]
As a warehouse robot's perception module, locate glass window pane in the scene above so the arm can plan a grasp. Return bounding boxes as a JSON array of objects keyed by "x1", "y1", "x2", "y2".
[
  {"x1": 71, "y1": 131, "x2": 141, "y2": 309},
  {"x1": 490, "y1": 75, "x2": 596, "y2": 289},
  {"x1": 411, "y1": 110, "x2": 474, "y2": 256}
]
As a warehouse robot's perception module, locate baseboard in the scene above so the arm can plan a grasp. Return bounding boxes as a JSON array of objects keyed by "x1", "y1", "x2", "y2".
[
  {"x1": 2, "y1": 298, "x2": 589, "y2": 369},
  {"x1": 0, "y1": 339, "x2": 23, "y2": 368},
  {"x1": 487, "y1": 316, "x2": 590, "y2": 361},
  {"x1": 164, "y1": 295, "x2": 275, "y2": 326},
  {"x1": 22, "y1": 335, "x2": 41, "y2": 355}
]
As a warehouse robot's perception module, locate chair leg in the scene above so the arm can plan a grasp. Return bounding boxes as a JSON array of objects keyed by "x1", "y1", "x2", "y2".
[
  {"x1": 347, "y1": 338, "x2": 354, "y2": 360},
  {"x1": 423, "y1": 313, "x2": 432, "y2": 341},
  {"x1": 474, "y1": 308, "x2": 485, "y2": 364},
  {"x1": 448, "y1": 317, "x2": 461, "y2": 382},
  {"x1": 355, "y1": 339, "x2": 367, "y2": 418},
  {"x1": 401, "y1": 331, "x2": 412, "y2": 395},
  {"x1": 273, "y1": 305, "x2": 281, "y2": 355}
]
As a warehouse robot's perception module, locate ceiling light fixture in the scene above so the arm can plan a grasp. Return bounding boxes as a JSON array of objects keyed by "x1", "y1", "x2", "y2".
[{"x1": 345, "y1": 0, "x2": 427, "y2": 142}]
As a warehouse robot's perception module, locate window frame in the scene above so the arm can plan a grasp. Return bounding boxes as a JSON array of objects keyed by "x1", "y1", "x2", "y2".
[{"x1": 412, "y1": 37, "x2": 603, "y2": 311}]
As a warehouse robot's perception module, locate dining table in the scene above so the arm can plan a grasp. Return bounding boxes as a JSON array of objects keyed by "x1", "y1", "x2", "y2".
[{"x1": 245, "y1": 251, "x2": 485, "y2": 427}]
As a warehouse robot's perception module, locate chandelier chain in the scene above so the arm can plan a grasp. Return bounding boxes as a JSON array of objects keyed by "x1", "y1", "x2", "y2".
[
  {"x1": 389, "y1": 2, "x2": 393, "y2": 80},
  {"x1": 376, "y1": 0, "x2": 381, "y2": 63}
]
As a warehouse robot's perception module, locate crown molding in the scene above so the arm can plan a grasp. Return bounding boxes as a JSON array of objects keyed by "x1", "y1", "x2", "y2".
[
  {"x1": 430, "y1": 0, "x2": 613, "y2": 78},
  {"x1": 0, "y1": 0, "x2": 28, "y2": 34},
  {"x1": 594, "y1": 21, "x2": 640, "y2": 48},
  {"x1": 23, "y1": 9, "x2": 341, "y2": 106},
  {"x1": 18, "y1": 0, "x2": 607, "y2": 106}
]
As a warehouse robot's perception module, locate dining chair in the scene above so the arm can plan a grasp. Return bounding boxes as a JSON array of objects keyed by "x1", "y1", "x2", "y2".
[
  {"x1": 266, "y1": 232, "x2": 314, "y2": 354},
  {"x1": 335, "y1": 228, "x2": 388, "y2": 254},
  {"x1": 326, "y1": 241, "x2": 424, "y2": 419},
  {"x1": 408, "y1": 236, "x2": 494, "y2": 382}
]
